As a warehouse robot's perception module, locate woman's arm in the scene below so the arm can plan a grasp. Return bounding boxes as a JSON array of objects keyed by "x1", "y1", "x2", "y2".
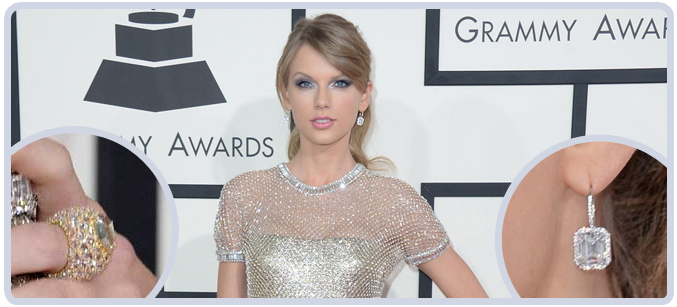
[
  {"x1": 418, "y1": 248, "x2": 488, "y2": 298},
  {"x1": 216, "y1": 262, "x2": 247, "y2": 298}
]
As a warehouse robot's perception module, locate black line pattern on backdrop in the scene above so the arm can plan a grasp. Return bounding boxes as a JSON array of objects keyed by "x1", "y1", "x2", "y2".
[
  {"x1": 424, "y1": 9, "x2": 667, "y2": 139},
  {"x1": 571, "y1": 84, "x2": 589, "y2": 138},
  {"x1": 11, "y1": 12, "x2": 20, "y2": 146},
  {"x1": 156, "y1": 287, "x2": 216, "y2": 298},
  {"x1": 418, "y1": 183, "x2": 510, "y2": 298},
  {"x1": 170, "y1": 184, "x2": 222, "y2": 199},
  {"x1": 420, "y1": 8, "x2": 664, "y2": 297},
  {"x1": 292, "y1": 9, "x2": 305, "y2": 31}
]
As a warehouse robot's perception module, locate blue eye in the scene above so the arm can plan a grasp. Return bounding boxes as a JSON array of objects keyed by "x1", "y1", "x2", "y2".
[
  {"x1": 296, "y1": 80, "x2": 313, "y2": 88},
  {"x1": 334, "y1": 80, "x2": 352, "y2": 88}
]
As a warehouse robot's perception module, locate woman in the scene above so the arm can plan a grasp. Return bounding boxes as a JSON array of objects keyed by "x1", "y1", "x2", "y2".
[
  {"x1": 214, "y1": 13, "x2": 487, "y2": 298},
  {"x1": 502, "y1": 142, "x2": 667, "y2": 298}
]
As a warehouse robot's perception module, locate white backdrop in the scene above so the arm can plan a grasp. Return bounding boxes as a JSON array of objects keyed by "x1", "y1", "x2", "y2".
[{"x1": 14, "y1": 7, "x2": 668, "y2": 298}]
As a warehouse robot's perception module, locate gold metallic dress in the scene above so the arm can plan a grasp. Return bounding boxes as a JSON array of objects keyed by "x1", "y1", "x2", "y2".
[{"x1": 214, "y1": 163, "x2": 450, "y2": 298}]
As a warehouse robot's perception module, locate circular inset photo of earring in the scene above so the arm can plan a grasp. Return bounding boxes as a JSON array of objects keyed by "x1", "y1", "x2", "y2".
[
  {"x1": 500, "y1": 137, "x2": 667, "y2": 298},
  {"x1": 8, "y1": 127, "x2": 177, "y2": 299}
]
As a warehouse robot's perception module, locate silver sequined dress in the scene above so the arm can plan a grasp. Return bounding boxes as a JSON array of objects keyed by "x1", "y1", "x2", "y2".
[{"x1": 214, "y1": 163, "x2": 450, "y2": 298}]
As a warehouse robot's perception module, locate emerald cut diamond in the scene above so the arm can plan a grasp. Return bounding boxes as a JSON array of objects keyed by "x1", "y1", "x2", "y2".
[
  {"x1": 573, "y1": 226, "x2": 611, "y2": 270},
  {"x1": 96, "y1": 217, "x2": 115, "y2": 249}
]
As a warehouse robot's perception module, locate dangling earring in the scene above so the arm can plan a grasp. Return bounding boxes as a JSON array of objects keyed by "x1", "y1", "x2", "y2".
[
  {"x1": 356, "y1": 111, "x2": 364, "y2": 126},
  {"x1": 573, "y1": 190, "x2": 612, "y2": 270},
  {"x1": 283, "y1": 111, "x2": 290, "y2": 124}
]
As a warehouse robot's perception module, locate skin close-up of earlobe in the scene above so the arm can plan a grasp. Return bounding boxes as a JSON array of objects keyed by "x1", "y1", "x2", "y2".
[{"x1": 560, "y1": 142, "x2": 636, "y2": 196}]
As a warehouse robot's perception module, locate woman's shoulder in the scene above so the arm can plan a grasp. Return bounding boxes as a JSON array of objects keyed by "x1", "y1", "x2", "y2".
[
  {"x1": 362, "y1": 170, "x2": 423, "y2": 201},
  {"x1": 221, "y1": 164, "x2": 281, "y2": 194},
  {"x1": 361, "y1": 171, "x2": 433, "y2": 220}
]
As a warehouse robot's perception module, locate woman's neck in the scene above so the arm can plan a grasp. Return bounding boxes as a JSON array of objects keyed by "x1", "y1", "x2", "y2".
[
  {"x1": 504, "y1": 153, "x2": 613, "y2": 298},
  {"x1": 286, "y1": 138, "x2": 357, "y2": 187},
  {"x1": 535, "y1": 189, "x2": 613, "y2": 298}
]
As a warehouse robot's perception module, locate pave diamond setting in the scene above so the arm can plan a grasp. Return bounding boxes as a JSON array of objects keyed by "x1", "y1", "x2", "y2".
[
  {"x1": 48, "y1": 207, "x2": 116, "y2": 280},
  {"x1": 573, "y1": 193, "x2": 612, "y2": 270}
]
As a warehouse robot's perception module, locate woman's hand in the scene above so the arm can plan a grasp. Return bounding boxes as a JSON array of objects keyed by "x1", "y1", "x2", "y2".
[
  {"x1": 10, "y1": 138, "x2": 158, "y2": 297},
  {"x1": 418, "y1": 248, "x2": 489, "y2": 298}
]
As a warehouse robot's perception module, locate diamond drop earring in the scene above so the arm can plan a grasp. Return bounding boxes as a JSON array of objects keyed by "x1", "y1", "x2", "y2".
[
  {"x1": 573, "y1": 191, "x2": 612, "y2": 270},
  {"x1": 283, "y1": 112, "x2": 290, "y2": 124},
  {"x1": 356, "y1": 111, "x2": 364, "y2": 126}
]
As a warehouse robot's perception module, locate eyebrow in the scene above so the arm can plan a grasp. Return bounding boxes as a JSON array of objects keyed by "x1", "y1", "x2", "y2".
[{"x1": 292, "y1": 72, "x2": 350, "y2": 82}]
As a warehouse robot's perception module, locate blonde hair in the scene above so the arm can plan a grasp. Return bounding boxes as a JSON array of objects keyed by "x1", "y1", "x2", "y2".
[{"x1": 275, "y1": 13, "x2": 392, "y2": 171}]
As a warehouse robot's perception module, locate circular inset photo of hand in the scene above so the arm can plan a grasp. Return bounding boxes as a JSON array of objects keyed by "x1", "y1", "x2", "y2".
[
  {"x1": 501, "y1": 140, "x2": 667, "y2": 298},
  {"x1": 9, "y1": 131, "x2": 173, "y2": 298}
]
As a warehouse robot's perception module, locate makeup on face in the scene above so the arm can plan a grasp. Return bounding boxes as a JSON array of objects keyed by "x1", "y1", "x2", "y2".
[
  {"x1": 289, "y1": 72, "x2": 355, "y2": 131},
  {"x1": 311, "y1": 115, "x2": 336, "y2": 129},
  {"x1": 292, "y1": 73, "x2": 353, "y2": 90},
  {"x1": 284, "y1": 44, "x2": 366, "y2": 145}
]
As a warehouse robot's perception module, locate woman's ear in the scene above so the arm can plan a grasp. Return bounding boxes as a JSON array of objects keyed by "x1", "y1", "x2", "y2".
[
  {"x1": 359, "y1": 81, "x2": 373, "y2": 112},
  {"x1": 283, "y1": 90, "x2": 292, "y2": 111},
  {"x1": 560, "y1": 142, "x2": 636, "y2": 196}
]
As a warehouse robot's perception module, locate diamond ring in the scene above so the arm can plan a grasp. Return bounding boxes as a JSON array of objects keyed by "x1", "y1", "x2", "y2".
[
  {"x1": 11, "y1": 172, "x2": 38, "y2": 227},
  {"x1": 10, "y1": 172, "x2": 46, "y2": 288},
  {"x1": 47, "y1": 207, "x2": 116, "y2": 280}
]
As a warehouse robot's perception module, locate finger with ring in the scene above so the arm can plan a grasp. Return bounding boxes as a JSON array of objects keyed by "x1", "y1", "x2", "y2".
[{"x1": 47, "y1": 207, "x2": 116, "y2": 280}]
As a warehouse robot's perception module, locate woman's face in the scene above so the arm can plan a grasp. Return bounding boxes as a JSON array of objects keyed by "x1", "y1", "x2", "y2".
[{"x1": 284, "y1": 44, "x2": 371, "y2": 149}]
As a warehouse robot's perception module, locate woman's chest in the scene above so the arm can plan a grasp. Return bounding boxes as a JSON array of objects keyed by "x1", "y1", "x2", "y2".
[
  {"x1": 239, "y1": 190, "x2": 399, "y2": 237},
  {"x1": 240, "y1": 194, "x2": 405, "y2": 297}
]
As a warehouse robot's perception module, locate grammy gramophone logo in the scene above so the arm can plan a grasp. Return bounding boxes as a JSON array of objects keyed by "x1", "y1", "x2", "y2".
[{"x1": 84, "y1": 9, "x2": 226, "y2": 112}]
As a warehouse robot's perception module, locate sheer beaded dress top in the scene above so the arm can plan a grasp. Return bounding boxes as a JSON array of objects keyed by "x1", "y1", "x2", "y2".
[{"x1": 214, "y1": 163, "x2": 450, "y2": 298}]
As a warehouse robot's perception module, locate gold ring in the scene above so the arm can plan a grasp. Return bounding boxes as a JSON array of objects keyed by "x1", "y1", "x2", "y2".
[{"x1": 47, "y1": 207, "x2": 116, "y2": 280}]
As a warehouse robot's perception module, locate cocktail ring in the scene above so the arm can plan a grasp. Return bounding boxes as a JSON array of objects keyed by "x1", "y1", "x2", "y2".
[
  {"x1": 10, "y1": 172, "x2": 45, "y2": 288},
  {"x1": 47, "y1": 207, "x2": 116, "y2": 280},
  {"x1": 11, "y1": 172, "x2": 38, "y2": 227}
]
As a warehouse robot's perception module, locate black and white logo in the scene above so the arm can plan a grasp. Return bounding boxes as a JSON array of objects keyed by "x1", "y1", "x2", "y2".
[{"x1": 84, "y1": 10, "x2": 226, "y2": 112}]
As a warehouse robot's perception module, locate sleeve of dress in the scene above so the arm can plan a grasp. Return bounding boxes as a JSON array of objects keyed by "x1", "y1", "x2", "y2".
[
  {"x1": 396, "y1": 182, "x2": 451, "y2": 267},
  {"x1": 213, "y1": 181, "x2": 245, "y2": 262}
]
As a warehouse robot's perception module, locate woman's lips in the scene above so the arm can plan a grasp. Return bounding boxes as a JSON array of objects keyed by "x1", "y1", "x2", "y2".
[{"x1": 311, "y1": 116, "x2": 335, "y2": 129}]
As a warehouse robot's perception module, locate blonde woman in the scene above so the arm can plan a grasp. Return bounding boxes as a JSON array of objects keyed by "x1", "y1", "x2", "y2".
[{"x1": 214, "y1": 14, "x2": 487, "y2": 298}]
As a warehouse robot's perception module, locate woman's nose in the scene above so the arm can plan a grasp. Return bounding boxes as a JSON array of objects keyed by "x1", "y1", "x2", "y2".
[{"x1": 314, "y1": 87, "x2": 330, "y2": 109}]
